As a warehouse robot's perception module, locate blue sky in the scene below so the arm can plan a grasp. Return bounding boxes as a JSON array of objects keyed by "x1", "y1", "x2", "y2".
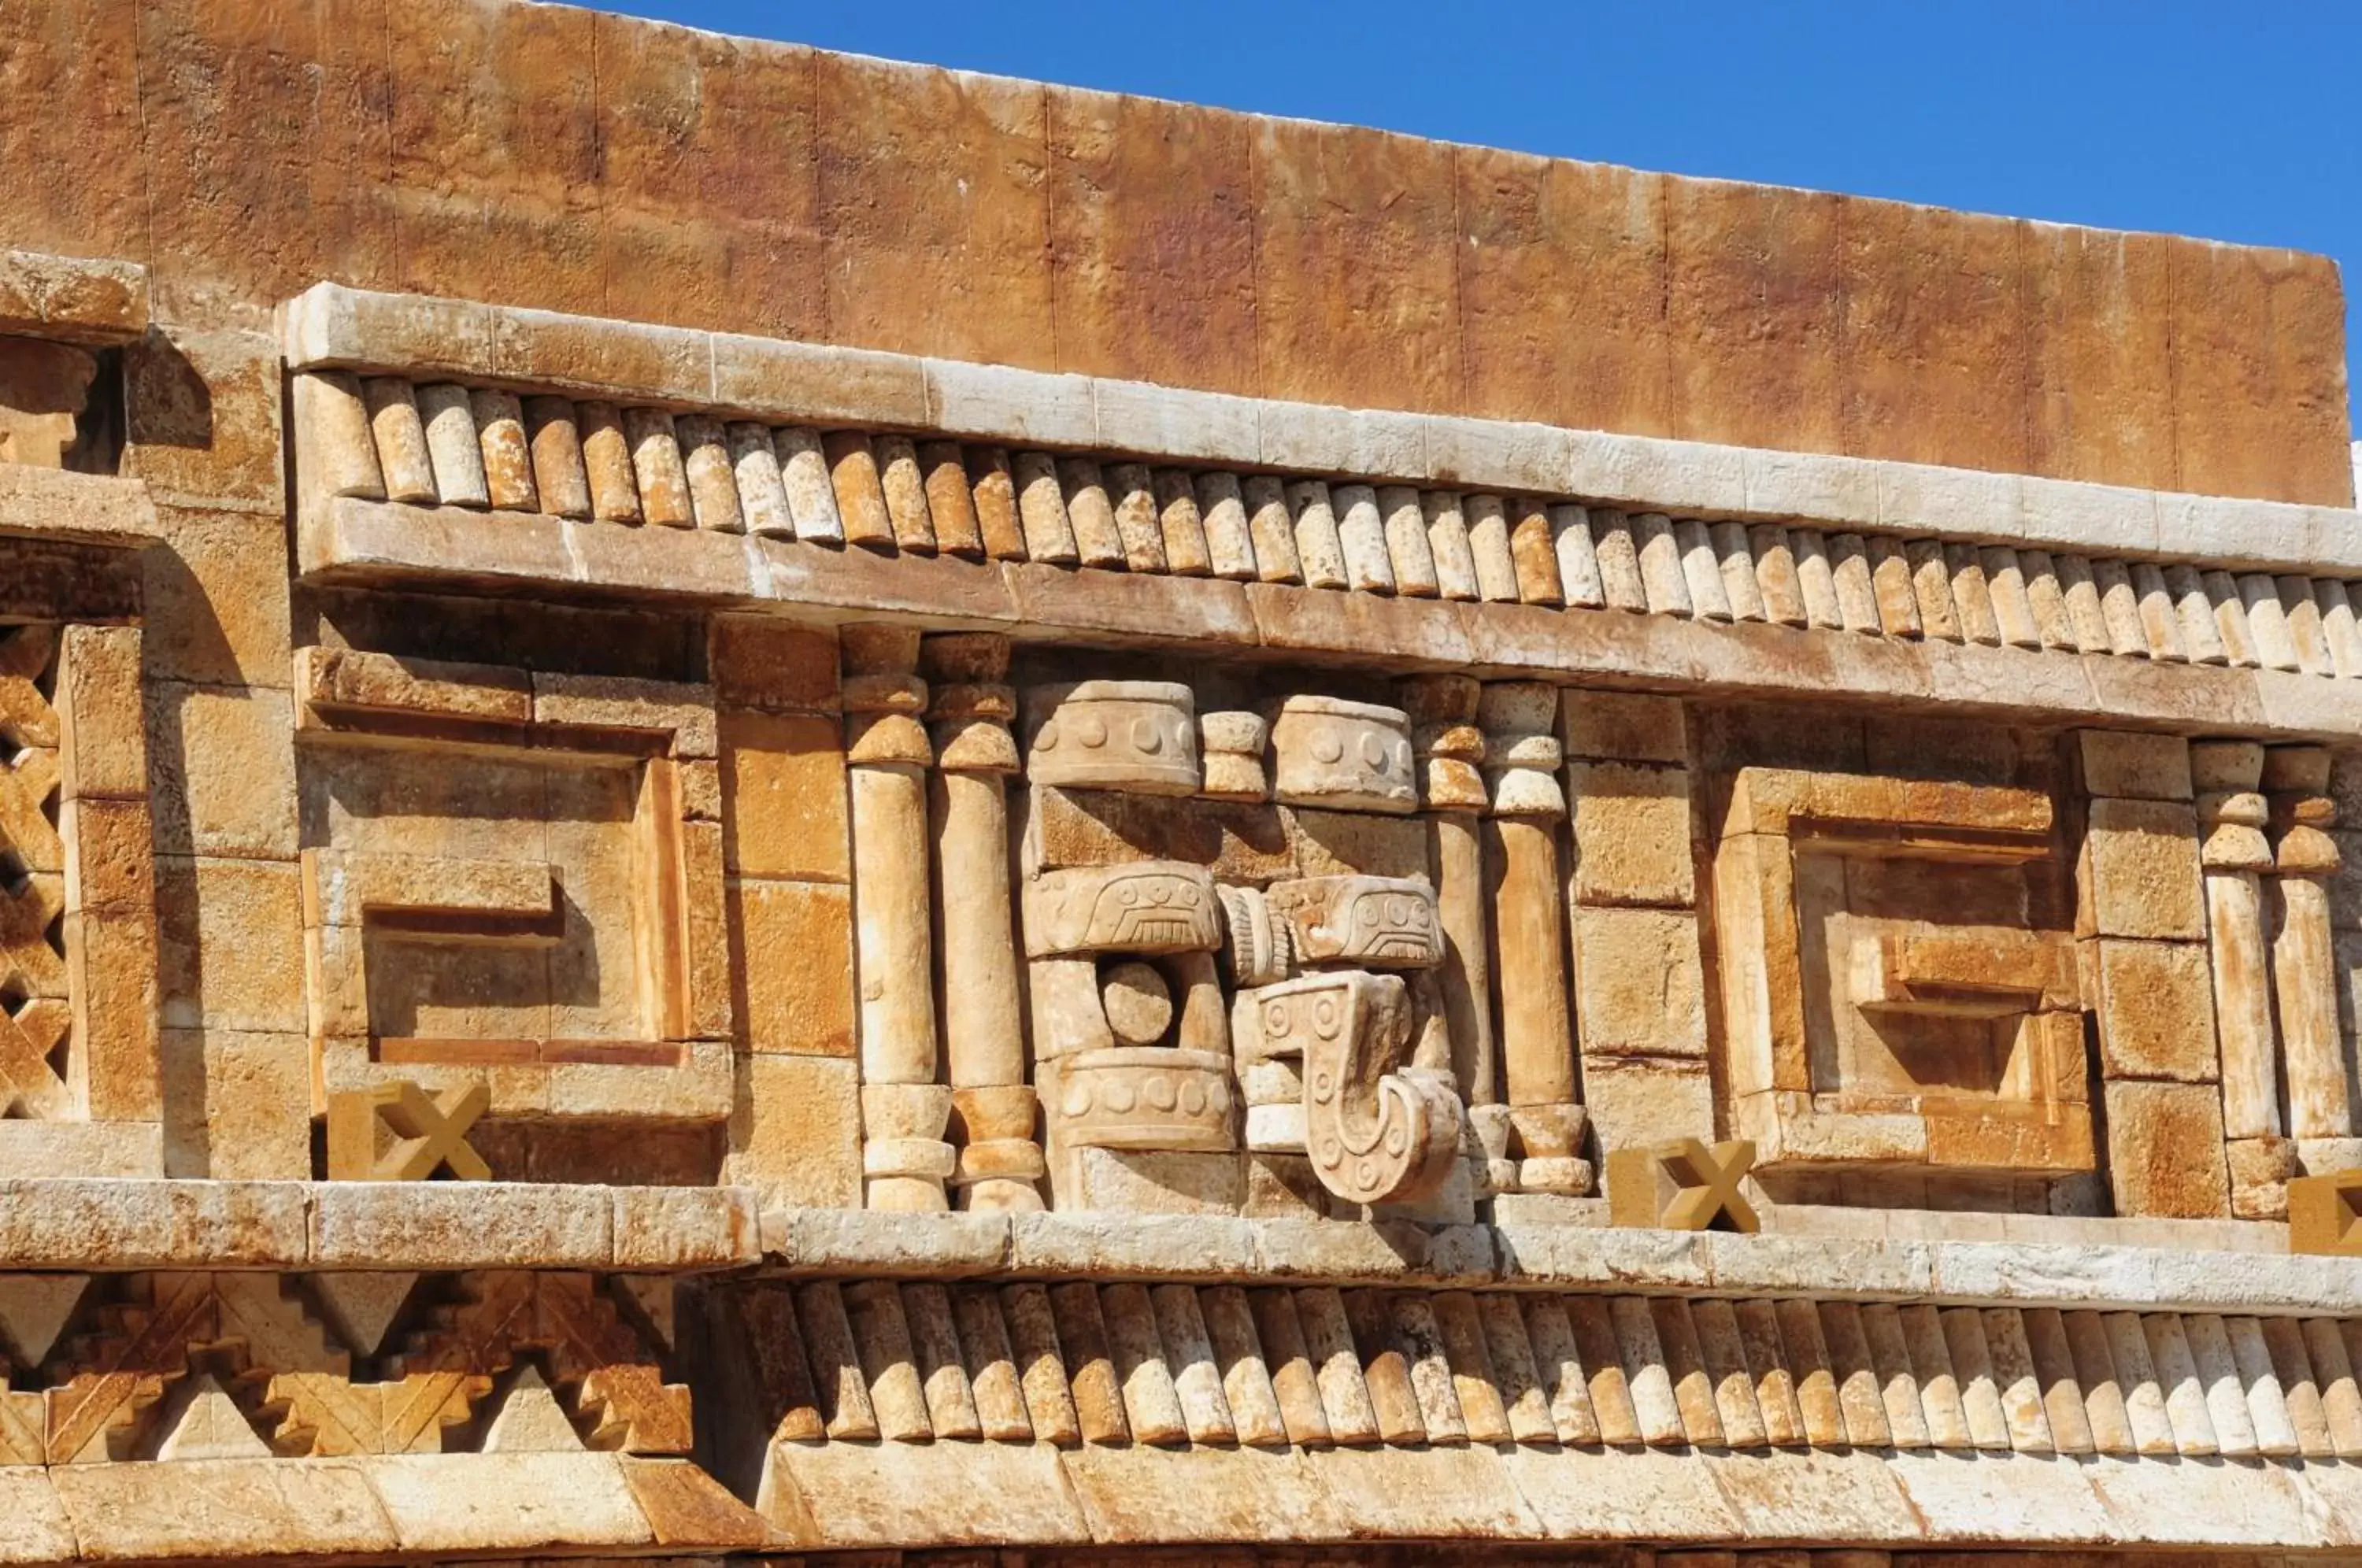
[{"x1": 610, "y1": 0, "x2": 2359, "y2": 404}]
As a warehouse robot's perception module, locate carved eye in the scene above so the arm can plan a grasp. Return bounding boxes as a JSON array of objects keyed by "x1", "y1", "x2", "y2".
[
  {"x1": 1391, "y1": 740, "x2": 1412, "y2": 775},
  {"x1": 1075, "y1": 714, "x2": 1108, "y2": 748},
  {"x1": 1035, "y1": 721, "x2": 1060, "y2": 750},
  {"x1": 1116, "y1": 883, "x2": 1140, "y2": 906},
  {"x1": 1179, "y1": 1080, "x2": 1207, "y2": 1116},
  {"x1": 1133, "y1": 718, "x2": 1163, "y2": 755},
  {"x1": 1312, "y1": 731, "x2": 1344, "y2": 764},
  {"x1": 1386, "y1": 897, "x2": 1412, "y2": 923},
  {"x1": 1357, "y1": 902, "x2": 1379, "y2": 927},
  {"x1": 1360, "y1": 733, "x2": 1387, "y2": 770}
]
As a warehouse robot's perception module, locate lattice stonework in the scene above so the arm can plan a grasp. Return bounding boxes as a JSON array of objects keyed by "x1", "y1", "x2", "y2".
[{"x1": 0, "y1": 594, "x2": 161, "y2": 1173}]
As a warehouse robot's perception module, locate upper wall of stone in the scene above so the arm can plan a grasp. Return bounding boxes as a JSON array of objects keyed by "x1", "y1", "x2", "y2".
[{"x1": 4, "y1": 0, "x2": 2351, "y2": 506}]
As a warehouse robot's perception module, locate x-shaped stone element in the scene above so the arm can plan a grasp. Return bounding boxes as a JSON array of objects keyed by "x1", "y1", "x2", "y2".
[
  {"x1": 0, "y1": 994, "x2": 70, "y2": 1118},
  {"x1": 327, "y1": 1080, "x2": 492, "y2": 1182},
  {"x1": 1606, "y1": 1136, "x2": 1760, "y2": 1233}
]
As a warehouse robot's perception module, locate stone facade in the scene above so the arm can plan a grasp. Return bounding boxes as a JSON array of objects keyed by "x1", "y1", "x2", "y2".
[{"x1": 1, "y1": 0, "x2": 2360, "y2": 1560}]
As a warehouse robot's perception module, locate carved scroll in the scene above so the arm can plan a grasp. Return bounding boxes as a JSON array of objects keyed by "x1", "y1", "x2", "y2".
[{"x1": 1246, "y1": 972, "x2": 1460, "y2": 1206}]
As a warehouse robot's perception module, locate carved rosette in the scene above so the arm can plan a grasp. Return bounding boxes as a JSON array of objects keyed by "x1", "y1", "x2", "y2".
[{"x1": 1250, "y1": 972, "x2": 1461, "y2": 1205}]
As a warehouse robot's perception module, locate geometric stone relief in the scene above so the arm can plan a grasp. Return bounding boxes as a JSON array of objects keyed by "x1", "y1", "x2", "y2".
[
  {"x1": 2, "y1": 1270, "x2": 684, "y2": 1464},
  {"x1": 1714, "y1": 766, "x2": 2093, "y2": 1182},
  {"x1": 294, "y1": 646, "x2": 730, "y2": 1129}
]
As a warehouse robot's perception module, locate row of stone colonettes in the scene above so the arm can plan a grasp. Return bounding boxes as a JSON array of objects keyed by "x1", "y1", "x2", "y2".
[{"x1": 1, "y1": 2, "x2": 2360, "y2": 1560}]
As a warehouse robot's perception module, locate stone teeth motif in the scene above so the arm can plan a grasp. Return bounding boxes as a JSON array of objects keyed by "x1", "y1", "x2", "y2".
[
  {"x1": 1024, "y1": 680, "x2": 1199, "y2": 795},
  {"x1": 1264, "y1": 875, "x2": 1442, "y2": 970},
  {"x1": 1024, "y1": 863, "x2": 1220, "y2": 957},
  {"x1": 1247, "y1": 971, "x2": 1461, "y2": 1205},
  {"x1": 1268, "y1": 695, "x2": 1416, "y2": 815}
]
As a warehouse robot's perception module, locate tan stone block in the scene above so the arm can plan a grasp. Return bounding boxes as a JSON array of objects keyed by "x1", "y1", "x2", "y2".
[
  {"x1": 1568, "y1": 760, "x2": 1695, "y2": 908},
  {"x1": 157, "y1": 856, "x2": 305, "y2": 1034},
  {"x1": 727, "y1": 1052, "x2": 861, "y2": 1207},
  {"x1": 1285, "y1": 807, "x2": 1427, "y2": 881},
  {"x1": 2168, "y1": 236, "x2": 2353, "y2": 507},
  {"x1": 1046, "y1": 86, "x2": 1256, "y2": 397},
  {"x1": 1666, "y1": 178, "x2": 1844, "y2": 453},
  {"x1": 1253, "y1": 115, "x2": 1461, "y2": 413},
  {"x1": 2082, "y1": 797, "x2": 2205, "y2": 940},
  {"x1": 368, "y1": 1451, "x2": 653, "y2": 1553},
  {"x1": 62, "y1": 795, "x2": 155, "y2": 914},
  {"x1": 150, "y1": 683, "x2": 298, "y2": 859},
  {"x1": 56, "y1": 624, "x2": 145, "y2": 801},
  {"x1": 814, "y1": 53, "x2": 1052, "y2": 368},
  {"x1": 721, "y1": 708, "x2": 848, "y2": 882},
  {"x1": 1560, "y1": 689, "x2": 1687, "y2": 763},
  {"x1": 52, "y1": 1455, "x2": 395, "y2": 1560},
  {"x1": 1581, "y1": 1052, "x2": 1716, "y2": 1159},
  {"x1": 590, "y1": 19, "x2": 824, "y2": 343},
  {"x1": 2024, "y1": 224, "x2": 2175, "y2": 491},
  {"x1": 1456, "y1": 146, "x2": 1673, "y2": 437},
  {"x1": 734, "y1": 878, "x2": 853, "y2": 1058},
  {"x1": 65, "y1": 901, "x2": 161, "y2": 1123},
  {"x1": 709, "y1": 616, "x2": 839, "y2": 714},
  {"x1": 0, "y1": 250, "x2": 146, "y2": 342},
  {"x1": 122, "y1": 328, "x2": 283, "y2": 508},
  {"x1": 161, "y1": 1027, "x2": 311, "y2": 1179},
  {"x1": 2104, "y1": 1079, "x2": 2231, "y2": 1219},
  {"x1": 2090, "y1": 938, "x2": 2222, "y2": 1082},
  {"x1": 2077, "y1": 730, "x2": 2195, "y2": 801},
  {"x1": 296, "y1": 646, "x2": 530, "y2": 726},
  {"x1": 1841, "y1": 199, "x2": 2028, "y2": 472},
  {"x1": 1572, "y1": 907, "x2": 1708, "y2": 1058},
  {"x1": 141, "y1": 507, "x2": 294, "y2": 689}
]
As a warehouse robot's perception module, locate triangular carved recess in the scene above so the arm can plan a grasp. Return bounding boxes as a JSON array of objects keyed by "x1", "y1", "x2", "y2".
[
  {"x1": 306, "y1": 1272, "x2": 420, "y2": 1355},
  {"x1": 0, "y1": 1274, "x2": 88, "y2": 1365},
  {"x1": 479, "y1": 1365, "x2": 587, "y2": 1453},
  {"x1": 150, "y1": 1373, "x2": 272, "y2": 1461}
]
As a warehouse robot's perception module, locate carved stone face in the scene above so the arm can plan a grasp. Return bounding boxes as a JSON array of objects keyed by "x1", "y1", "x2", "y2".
[
  {"x1": 1024, "y1": 680, "x2": 1200, "y2": 796},
  {"x1": 1024, "y1": 862, "x2": 1221, "y2": 957},
  {"x1": 1264, "y1": 875, "x2": 1442, "y2": 969},
  {"x1": 1268, "y1": 695, "x2": 1416, "y2": 815}
]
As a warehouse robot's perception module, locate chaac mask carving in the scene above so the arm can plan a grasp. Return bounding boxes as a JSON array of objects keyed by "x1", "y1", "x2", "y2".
[{"x1": 1017, "y1": 675, "x2": 1468, "y2": 1213}]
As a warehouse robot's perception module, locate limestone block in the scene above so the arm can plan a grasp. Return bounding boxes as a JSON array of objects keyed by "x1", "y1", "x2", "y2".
[
  {"x1": 2104, "y1": 1080, "x2": 2231, "y2": 1219},
  {"x1": 734, "y1": 879, "x2": 853, "y2": 1057},
  {"x1": 721, "y1": 709, "x2": 849, "y2": 881},
  {"x1": 1572, "y1": 907, "x2": 1708, "y2": 1057},
  {"x1": 1568, "y1": 760, "x2": 1695, "y2": 908},
  {"x1": 2082, "y1": 797, "x2": 2207, "y2": 940},
  {"x1": 1582, "y1": 1053, "x2": 1716, "y2": 1161},
  {"x1": 159, "y1": 856, "x2": 306, "y2": 1034},
  {"x1": 151, "y1": 682, "x2": 297, "y2": 858},
  {"x1": 2078, "y1": 730, "x2": 2195, "y2": 801},
  {"x1": 710, "y1": 617, "x2": 839, "y2": 716},
  {"x1": 727, "y1": 1054, "x2": 861, "y2": 1208},
  {"x1": 1560, "y1": 690, "x2": 1687, "y2": 764},
  {"x1": 2089, "y1": 937, "x2": 2223, "y2": 1082}
]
